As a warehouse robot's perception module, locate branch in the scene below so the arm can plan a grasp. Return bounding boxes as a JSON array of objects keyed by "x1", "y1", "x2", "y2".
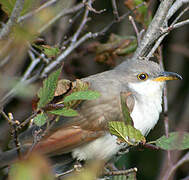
[
  {"x1": 166, "y1": 0, "x2": 189, "y2": 21},
  {"x1": 70, "y1": 0, "x2": 90, "y2": 45},
  {"x1": 18, "y1": 0, "x2": 58, "y2": 23},
  {"x1": 38, "y1": 2, "x2": 85, "y2": 33},
  {"x1": 170, "y1": 19, "x2": 189, "y2": 29},
  {"x1": 162, "y1": 152, "x2": 189, "y2": 180},
  {"x1": 41, "y1": 32, "x2": 98, "y2": 78},
  {"x1": 0, "y1": 0, "x2": 25, "y2": 39},
  {"x1": 132, "y1": 0, "x2": 174, "y2": 59},
  {"x1": 111, "y1": 0, "x2": 119, "y2": 21},
  {"x1": 40, "y1": 3, "x2": 144, "y2": 78},
  {"x1": 147, "y1": 6, "x2": 189, "y2": 58},
  {"x1": 157, "y1": 47, "x2": 172, "y2": 166},
  {"x1": 0, "y1": 50, "x2": 41, "y2": 106}
]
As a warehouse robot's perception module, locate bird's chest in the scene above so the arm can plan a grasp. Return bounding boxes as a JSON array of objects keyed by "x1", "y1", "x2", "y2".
[{"x1": 130, "y1": 94, "x2": 162, "y2": 136}]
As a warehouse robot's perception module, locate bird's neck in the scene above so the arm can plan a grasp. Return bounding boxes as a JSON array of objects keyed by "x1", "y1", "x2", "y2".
[{"x1": 128, "y1": 80, "x2": 165, "y2": 135}]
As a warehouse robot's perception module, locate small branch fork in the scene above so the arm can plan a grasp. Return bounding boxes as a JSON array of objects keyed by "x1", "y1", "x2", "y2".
[
  {"x1": 0, "y1": 110, "x2": 21, "y2": 158},
  {"x1": 132, "y1": 0, "x2": 189, "y2": 60}
]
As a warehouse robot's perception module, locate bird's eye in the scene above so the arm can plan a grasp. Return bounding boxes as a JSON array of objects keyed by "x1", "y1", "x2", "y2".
[{"x1": 137, "y1": 73, "x2": 148, "y2": 81}]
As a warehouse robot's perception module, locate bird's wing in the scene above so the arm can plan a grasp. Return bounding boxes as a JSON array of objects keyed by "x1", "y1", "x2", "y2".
[
  {"x1": 17, "y1": 71, "x2": 135, "y2": 156},
  {"x1": 33, "y1": 92, "x2": 135, "y2": 156}
]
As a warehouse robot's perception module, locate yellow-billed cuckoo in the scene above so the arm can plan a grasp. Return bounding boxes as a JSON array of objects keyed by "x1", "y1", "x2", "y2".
[{"x1": 0, "y1": 59, "x2": 182, "y2": 167}]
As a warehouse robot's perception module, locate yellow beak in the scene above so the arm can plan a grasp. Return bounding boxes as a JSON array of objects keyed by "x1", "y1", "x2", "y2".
[{"x1": 153, "y1": 71, "x2": 182, "y2": 82}]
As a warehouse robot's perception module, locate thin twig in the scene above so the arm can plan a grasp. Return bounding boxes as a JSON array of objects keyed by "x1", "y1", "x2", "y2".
[
  {"x1": 104, "y1": 167, "x2": 137, "y2": 176},
  {"x1": 41, "y1": 2, "x2": 145, "y2": 78},
  {"x1": 0, "y1": 0, "x2": 25, "y2": 39},
  {"x1": 162, "y1": 152, "x2": 189, "y2": 180},
  {"x1": 41, "y1": 32, "x2": 97, "y2": 78},
  {"x1": 146, "y1": 5, "x2": 189, "y2": 59},
  {"x1": 17, "y1": 112, "x2": 38, "y2": 130},
  {"x1": 0, "y1": 50, "x2": 41, "y2": 106},
  {"x1": 132, "y1": 0, "x2": 174, "y2": 59},
  {"x1": 166, "y1": 0, "x2": 189, "y2": 21},
  {"x1": 171, "y1": 19, "x2": 189, "y2": 29},
  {"x1": 29, "y1": 45, "x2": 50, "y2": 63},
  {"x1": 158, "y1": 46, "x2": 172, "y2": 166},
  {"x1": 111, "y1": 0, "x2": 119, "y2": 20},
  {"x1": 38, "y1": 2, "x2": 85, "y2": 33},
  {"x1": 8, "y1": 113, "x2": 21, "y2": 159},
  {"x1": 55, "y1": 168, "x2": 75, "y2": 177},
  {"x1": 18, "y1": 0, "x2": 58, "y2": 22},
  {"x1": 85, "y1": 0, "x2": 106, "y2": 14},
  {"x1": 146, "y1": 33, "x2": 167, "y2": 58},
  {"x1": 70, "y1": 0, "x2": 90, "y2": 45},
  {"x1": 171, "y1": 6, "x2": 189, "y2": 26},
  {"x1": 0, "y1": 55, "x2": 11, "y2": 68},
  {"x1": 129, "y1": 16, "x2": 140, "y2": 44},
  {"x1": 0, "y1": 110, "x2": 21, "y2": 158}
]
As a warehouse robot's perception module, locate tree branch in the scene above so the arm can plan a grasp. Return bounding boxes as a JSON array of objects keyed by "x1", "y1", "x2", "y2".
[
  {"x1": 166, "y1": 0, "x2": 189, "y2": 21},
  {"x1": 0, "y1": 0, "x2": 25, "y2": 39},
  {"x1": 18, "y1": 0, "x2": 58, "y2": 23},
  {"x1": 132, "y1": 0, "x2": 174, "y2": 60},
  {"x1": 162, "y1": 152, "x2": 189, "y2": 180},
  {"x1": 70, "y1": 0, "x2": 91, "y2": 45},
  {"x1": 38, "y1": 2, "x2": 85, "y2": 33}
]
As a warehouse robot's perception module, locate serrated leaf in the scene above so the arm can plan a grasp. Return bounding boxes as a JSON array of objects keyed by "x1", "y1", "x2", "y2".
[
  {"x1": 120, "y1": 92, "x2": 133, "y2": 125},
  {"x1": 63, "y1": 90, "x2": 100, "y2": 103},
  {"x1": 37, "y1": 68, "x2": 61, "y2": 109},
  {"x1": 155, "y1": 132, "x2": 189, "y2": 150},
  {"x1": 48, "y1": 108, "x2": 78, "y2": 117},
  {"x1": 109, "y1": 121, "x2": 146, "y2": 145},
  {"x1": 34, "y1": 113, "x2": 47, "y2": 126}
]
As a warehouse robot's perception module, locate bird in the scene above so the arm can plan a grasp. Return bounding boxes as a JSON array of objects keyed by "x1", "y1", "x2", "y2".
[{"x1": 0, "y1": 59, "x2": 182, "y2": 168}]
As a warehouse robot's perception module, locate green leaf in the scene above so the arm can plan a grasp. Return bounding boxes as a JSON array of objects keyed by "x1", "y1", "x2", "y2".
[
  {"x1": 155, "y1": 132, "x2": 189, "y2": 150},
  {"x1": 63, "y1": 90, "x2": 101, "y2": 103},
  {"x1": 48, "y1": 108, "x2": 78, "y2": 117},
  {"x1": 108, "y1": 121, "x2": 146, "y2": 146},
  {"x1": 120, "y1": 92, "x2": 133, "y2": 125},
  {"x1": 43, "y1": 46, "x2": 60, "y2": 58},
  {"x1": 33, "y1": 113, "x2": 47, "y2": 126},
  {"x1": 37, "y1": 68, "x2": 61, "y2": 109}
]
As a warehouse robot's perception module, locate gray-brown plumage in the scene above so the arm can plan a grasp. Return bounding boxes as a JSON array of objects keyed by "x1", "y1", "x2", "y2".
[{"x1": 0, "y1": 59, "x2": 182, "y2": 167}]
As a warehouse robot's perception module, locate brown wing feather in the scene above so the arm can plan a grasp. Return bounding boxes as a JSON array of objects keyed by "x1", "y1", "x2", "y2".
[{"x1": 34, "y1": 126, "x2": 104, "y2": 155}]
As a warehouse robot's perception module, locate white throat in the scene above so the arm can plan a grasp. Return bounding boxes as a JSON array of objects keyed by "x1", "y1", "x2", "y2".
[{"x1": 128, "y1": 80, "x2": 164, "y2": 135}]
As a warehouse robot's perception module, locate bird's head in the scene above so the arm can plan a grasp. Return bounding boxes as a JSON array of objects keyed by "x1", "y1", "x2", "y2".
[{"x1": 115, "y1": 60, "x2": 182, "y2": 96}]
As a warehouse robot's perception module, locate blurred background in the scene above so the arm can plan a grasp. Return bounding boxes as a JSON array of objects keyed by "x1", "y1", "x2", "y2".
[{"x1": 0, "y1": 0, "x2": 188, "y2": 179}]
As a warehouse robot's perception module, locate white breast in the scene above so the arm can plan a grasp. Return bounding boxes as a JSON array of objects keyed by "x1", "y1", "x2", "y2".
[
  {"x1": 128, "y1": 80, "x2": 164, "y2": 136},
  {"x1": 72, "y1": 80, "x2": 164, "y2": 160}
]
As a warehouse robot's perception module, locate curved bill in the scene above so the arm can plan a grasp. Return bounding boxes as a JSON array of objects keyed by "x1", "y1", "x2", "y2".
[{"x1": 153, "y1": 71, "x2": 182, "y2": 82}]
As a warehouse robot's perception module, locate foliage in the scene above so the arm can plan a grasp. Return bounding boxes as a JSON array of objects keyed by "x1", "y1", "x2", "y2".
[
  {"x1": 34, "y1": 68, "x2": 100, "y2": 126},
  {"x1": 155, "y1": 132, "x2": 189, "y2": 150},
  {"x1": 37, "y1": 68, "x2": 61, "y2": 109}
]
